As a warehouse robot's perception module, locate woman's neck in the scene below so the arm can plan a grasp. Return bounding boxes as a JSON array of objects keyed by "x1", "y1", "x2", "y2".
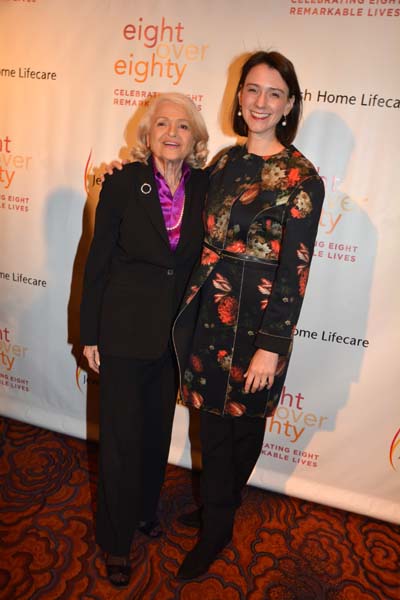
[
  {"x1": 154, "y1": 156, "x2": 183, "y2": 194},
  {"x1": 246, "y1": 132, "x2": 285, "y2": 157}
]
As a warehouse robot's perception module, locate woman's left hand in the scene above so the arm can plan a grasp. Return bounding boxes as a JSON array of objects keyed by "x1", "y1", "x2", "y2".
[
  {"x1": 83, "y1": 345, "x2": 100, "y2": 374},
  {"x1": 244, "y1": 349, "x2": 279, "y2": 393}
]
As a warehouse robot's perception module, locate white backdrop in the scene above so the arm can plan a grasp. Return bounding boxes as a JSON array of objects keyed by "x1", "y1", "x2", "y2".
[{"x1": 0, "y1": 0, "x2": 399, "y2": 523}]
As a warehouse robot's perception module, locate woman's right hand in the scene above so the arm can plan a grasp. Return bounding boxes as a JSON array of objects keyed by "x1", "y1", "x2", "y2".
[
  {"x1": 100, "y1": 159, "x2": 127, "y2": 182},
  {"x1": 83, "y1": 345, "x2": 100, "y2": 373}
]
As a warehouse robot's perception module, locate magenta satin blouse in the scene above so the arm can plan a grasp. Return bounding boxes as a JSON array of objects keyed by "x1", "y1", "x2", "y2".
[{"x1": 153, "y1": 161, "x2": 190, "y2": 251}]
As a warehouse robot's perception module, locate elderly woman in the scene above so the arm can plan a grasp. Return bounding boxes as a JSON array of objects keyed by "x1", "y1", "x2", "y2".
[
  {"x1": 173, "y1": 51, "x2": 325, "y2": 579},
  {"x1": 80, "y1": 93, "x2": 208, "y2": 587}
]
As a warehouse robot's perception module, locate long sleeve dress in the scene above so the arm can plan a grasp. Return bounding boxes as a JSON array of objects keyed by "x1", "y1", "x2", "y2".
[{"x1": 173, "y1": 144, "x2": 325, "y2": 419}]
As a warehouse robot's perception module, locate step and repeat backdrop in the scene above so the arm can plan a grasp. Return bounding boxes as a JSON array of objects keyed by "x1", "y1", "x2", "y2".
[{"x1": 0, "y1": 0, "x2": 399, "y2": 523}]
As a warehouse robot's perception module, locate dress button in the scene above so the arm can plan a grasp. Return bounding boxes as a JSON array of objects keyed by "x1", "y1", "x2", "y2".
[{"x1": 167, "y1": 269, "x2": 174, "y2": 276}]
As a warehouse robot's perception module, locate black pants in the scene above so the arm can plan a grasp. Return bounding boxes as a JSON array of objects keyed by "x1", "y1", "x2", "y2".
[
  {"x1": 96, "y1": 348, "x2": 177, "y2": 555},
  {"x1": 200, "y1": 410, "x2": 266, "y2": 540}
]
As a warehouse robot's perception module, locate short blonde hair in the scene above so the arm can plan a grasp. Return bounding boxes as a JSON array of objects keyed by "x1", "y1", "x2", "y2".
[{"x1": 132, "y1": 93, "x2": 209, "y2": 168}]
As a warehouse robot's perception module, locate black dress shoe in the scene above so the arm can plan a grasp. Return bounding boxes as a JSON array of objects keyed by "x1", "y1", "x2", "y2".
[
  {"x1": 138, "y1": 518, "x2": 163, "y2": 538},
  {"x1": 177, "y1": 507, "x2": 202, "y2": 528},
  {"x1": 105, "y1": 554, "x2": 131, "y2": 588},
  {"x1": 177, "y1": 534, "x2": 231, "y2": 580}
]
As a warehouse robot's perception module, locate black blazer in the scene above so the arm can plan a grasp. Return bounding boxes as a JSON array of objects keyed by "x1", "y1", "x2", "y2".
[{"x1": 80, "y1": 160, "x2": 208, "y2": 360}]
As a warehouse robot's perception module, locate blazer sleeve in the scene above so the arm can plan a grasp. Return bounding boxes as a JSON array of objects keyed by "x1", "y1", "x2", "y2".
[
  {"x1": 80, "y1": 173, "x2": 123, "y2": 346},
  {"x1": 255, "y1": 175, "x2": 325, "y2": 355}
]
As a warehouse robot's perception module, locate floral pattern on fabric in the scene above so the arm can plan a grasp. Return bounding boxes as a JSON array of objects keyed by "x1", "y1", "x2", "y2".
[{"x1": 173, "y1": 145, "x2": 324, "y2": 418}]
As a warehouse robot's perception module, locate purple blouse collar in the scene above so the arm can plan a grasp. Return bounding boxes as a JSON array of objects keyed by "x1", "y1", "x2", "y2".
[{"x1": 152, "y1": 159, "x2": 190, "y2": 251}]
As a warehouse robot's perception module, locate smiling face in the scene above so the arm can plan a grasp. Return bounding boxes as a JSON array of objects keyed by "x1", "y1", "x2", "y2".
[
  {"x1": 239, "y1": 63, "x2": 294, "y2": 142},
  {"x1": 146, "y1": 100, "x2": 195, "y2": 167}
]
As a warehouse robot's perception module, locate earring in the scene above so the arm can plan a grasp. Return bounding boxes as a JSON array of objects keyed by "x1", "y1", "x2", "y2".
[
  {"x1": 238, "y1": 107, "x2": 242, "y2": 117},
  {"x1": 281, "y1": 115, "x2": 287, "y2": 127}
]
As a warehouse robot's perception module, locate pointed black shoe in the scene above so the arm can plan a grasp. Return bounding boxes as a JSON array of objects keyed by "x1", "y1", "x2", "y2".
[
  {"x1": 176, "y1": 534, "x2": 231, "y2": 580},
  {"x1": 105, "y1": 554, "x2": 131, "y2": 588},
  {"x1": 177, "y1": 507, "x2": 202, "y2": 528}
]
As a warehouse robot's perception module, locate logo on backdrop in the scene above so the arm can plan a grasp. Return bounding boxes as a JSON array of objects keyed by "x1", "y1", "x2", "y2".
[
  {"x1": 0, "y1": 325, "x2": 30, "y2": 392},
  {"x1": 113, "y1": 16, "x2": 208, "y2": 109},
  {"x1": 0, "y1": 270, "x2": 47, "y2": 287},
  {"x1": 302, "y1": 88, "x2": 399, "y2": 111},
  {"x1": 389, "y1": 428, "x2": 400, "y2": 471},
  {"x1": 116, "y1": 16, "x2": 208, "y2": 85},
  {"x1": 294, "y1": 327, "x2": 369, "y2": 349},
  {"x1": 0, "y1": 0, "x2": 38, "y2": 4},
  {"x1": 84, "y1": 149, "x2": 101, "y2": 193},
  {"x1": 84, "y1": 149, "x2": 106, "y2": 195},
  {"x1": 263, "y1": 386, "x2": 329, "y2": 468},
  {"x1": 113, "y1": 88, "x2": 204, "y2": 110},
  {"x1": 0, "y1": 135, "x2": 32, "y2": 213},
  {"x1": 288, "y1": 0, "x2": 400, "y2": 18},
  {"x1": 0, "y1": 66, "x2": 56, "y2": 81},
  {"x1": 311, "y1": 165, "x2": 369, "y2": 265}
]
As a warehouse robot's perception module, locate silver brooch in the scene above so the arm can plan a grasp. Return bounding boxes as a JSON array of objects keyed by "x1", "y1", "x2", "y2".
[{"x1": 140, "y1": 183, "x2": 152, "y2": 195}]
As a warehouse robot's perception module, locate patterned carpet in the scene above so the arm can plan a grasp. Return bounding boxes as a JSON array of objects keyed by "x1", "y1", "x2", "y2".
[{"x1": 0, "y1": 417, "x2": 399, "y2": 600}]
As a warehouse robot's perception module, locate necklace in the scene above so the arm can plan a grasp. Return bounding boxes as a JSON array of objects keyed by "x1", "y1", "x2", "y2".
[{"x1": 166, "y1": 196, "x2": 185, "y2": 230}]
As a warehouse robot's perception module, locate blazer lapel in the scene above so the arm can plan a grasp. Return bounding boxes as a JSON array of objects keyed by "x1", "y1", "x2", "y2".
[
  {"x1": 135, "y1": 162, "x2": 170, "y2": 247},
  {"x1": 174, "y1": 175, "x2": 190, "y2": 253}
]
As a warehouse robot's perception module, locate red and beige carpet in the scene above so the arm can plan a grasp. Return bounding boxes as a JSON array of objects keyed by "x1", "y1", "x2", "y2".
[{"x1": 0, "y1": 417, "x2": 399, "y2": 600}]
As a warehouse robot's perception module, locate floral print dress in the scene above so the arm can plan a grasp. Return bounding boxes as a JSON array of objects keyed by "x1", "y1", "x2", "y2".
[{"x1": 173, "y1": 144, "x2": 324, "y2": 419}]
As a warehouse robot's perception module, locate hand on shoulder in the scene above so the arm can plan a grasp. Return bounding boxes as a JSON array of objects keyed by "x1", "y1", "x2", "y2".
[{"x1": 100, "y1": 159, "x2": 129, "y2": 183}]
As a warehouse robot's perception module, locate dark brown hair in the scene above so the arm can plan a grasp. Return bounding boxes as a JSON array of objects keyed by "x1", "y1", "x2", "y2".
[{"x1": 232, "y1": 51, "x2": 302, "y2": 146}]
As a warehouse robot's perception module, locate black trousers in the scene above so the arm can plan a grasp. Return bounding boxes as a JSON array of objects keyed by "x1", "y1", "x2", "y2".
[
  {"x1": 96, "y1": 348, "x2": 177, "y2": 555},
  {"x1": 199, "y1": 410, "x2": 266, "y2": 540}
]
